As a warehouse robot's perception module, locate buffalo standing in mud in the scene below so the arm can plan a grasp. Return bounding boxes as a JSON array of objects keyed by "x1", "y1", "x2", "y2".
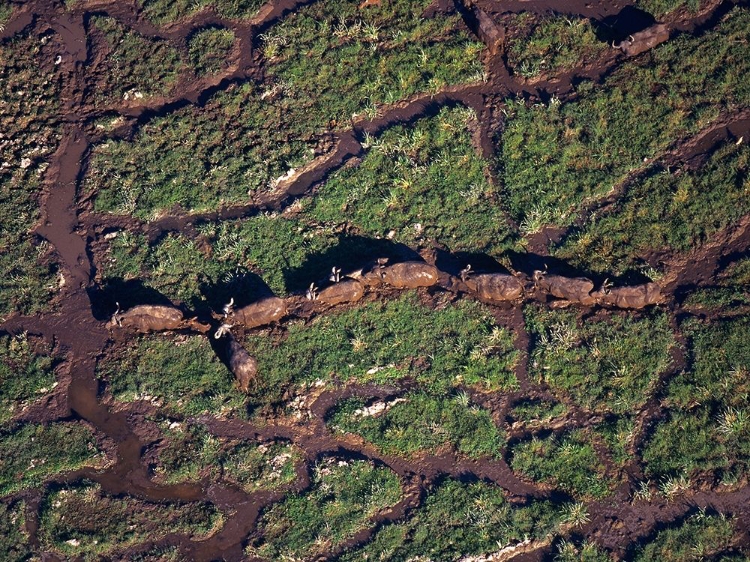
[
  {"x1": 615, "y1": 24, "x2": 670, "y2": 57},
  {"x1": 533, "y1": 271, "x2": 597, "y2": 305},
  {"x1": 463, "y1": 273, "x2": 524, "y2": 302},
  {"x1": 378, "y1": 261, "x2": 440, "y2": 289},
  {"x1": 316, "y1": 279, "x2": 365, "y2": 305},
  {"x1": 594, "y1": 282, "x2": 664, "y2": 309},
  {"x1": 226, "y1": 297, "x2": 286, "y2": 329},
  {"x1": 108, "y1": 305, "x2": 208, "y2": 333}
]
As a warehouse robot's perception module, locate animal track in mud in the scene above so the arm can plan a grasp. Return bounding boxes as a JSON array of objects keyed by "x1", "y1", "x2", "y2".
[{"x1": 1, "y1": 0, "x2": 750, "y2": 559}]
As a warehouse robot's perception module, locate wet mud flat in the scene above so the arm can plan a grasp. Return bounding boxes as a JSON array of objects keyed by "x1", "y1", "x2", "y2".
[{"x1": 1, "y1": 0, "x2": 750, "y2": 559}]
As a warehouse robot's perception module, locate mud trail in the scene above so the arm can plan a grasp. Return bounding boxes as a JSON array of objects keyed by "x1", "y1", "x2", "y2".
[{"x1": 1, "y1": 0, "x2": 750, "y2": 559}]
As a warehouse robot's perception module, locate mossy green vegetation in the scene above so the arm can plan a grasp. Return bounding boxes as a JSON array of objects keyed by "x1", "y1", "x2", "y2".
[
  {"x1": 248, "y1": 458, "x2": 401, "y2": 560},
  {"x1": 151, "y1": 421, "x2": 299, "y2": 492},
  {"x1": 97, "y1": 230, "x2": 229, "y2": 307},
  {"x1": 632, "y1": 512, "x2": 737, "y2": 562},
  {"x1": 0, "y1": 501, "x2": 30, "y2": 562},
  {"x1": 39, "y1": 481, "x2": 221, "y2": 559},
  {"x1": 340, "y1": 478, "x2": 565, "y2": 561},
  {"x1": 506, "y1": 13, "x2": 606, "y2": 78},
  {"x1": 0, "y1": 333, "x2": 56, "y2": 424},
  {"x1": 594, "y1": 415, "x2": 636, "y2": 467},
  {"x1": 88, "y1": 16, "x2": 185, "y2": 104},
  {"x1": 510, "y1": 397, "x2": 568, "y2": 424},
  {"x1": 525, "y1": 306, "x2": 675, "y2": 414},
  {"x1": 0, "y1": 422, "x2": 107, "y2": 496},
  {"x1": 264, "y1": 0, "x2": 484, "y2": 130},
  {"x1": 304, "y1": 107, "x2": 519, "y2": 253},
  {"x1": 188, "y1": 27, "x2": 235, "y2": 76},
  {"x1": 140, "y1": 0, "x2": 264, "y2": 24},
  {"x1": 0, "y1": 33, "x2": 61, "y2": 319},
  {"x1": 97, "y1": 334, "x2": 246, "y2": 418},
  {"x1": 636, "y1": 0, "x2": 702, "y2": 17},
  {"x1": 328, "y1": 391, "x2": 505, "y2": 458},
  {"x1": 0, "y1": 2, "x2": 13, "y2": 28},
  {"x1": 242, "y1": 292, "x2": 518, "y2": 410},
  {"x1": 510, "y1": 429, "x2": 615, "y2": 500},
  {"x1": 88, "y1": 82, "x2": 315, "y2": 217},
  {"x1": 499, "y1": 8, "x2": 750, "y2": 232},
  {"x1": 683, "y1": 256, "x2": 750, "y2": 311},
  {"x1": 88, "y1": 0, "x2": 486, "y2": 219},
  {"x1": 643, "y1": 317, "x2": 750, "y2": 479},
  {"x1": 96, "y1": 219, "x2": 397, "y2": 305},
  {"x1": 555, "y1": 141, "x2": 750, "y2": 277},
  {"x1": 555, "y1": 538, "x2": 612, "y2": 562}
]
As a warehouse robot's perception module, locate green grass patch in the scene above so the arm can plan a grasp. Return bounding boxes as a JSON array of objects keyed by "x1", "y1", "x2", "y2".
[
  {"x1": 198, "y1": 218, "x2": 407, "y2": 297},
  {"x1": 510, "y1": 429, "x2": 615, "y2": 500},
  {"x1": 633, "y1": 512, "x2": 736, "y2": 562},
  {"x1": 594, "y1": 416, "x2": 636, "y2": 467},
  {"x1": 555, "y1": 141, "x2": 750, "y2": 277},
  {"x1": 188, "y1": 27, "x2": 235, "y2": 75},
  {"x1": 96, "y1": 230, "x2": 232, "y2": 308},
  {"x1": 0, "y1": 501, "x2": 31, "y2": 562},
  {"x1": 0, "y1": 422, "x2": 107, "y2": 496},
  {"x1": 140, "y1": 0, "x2": 264, "y2": 24},
  {"x1": 0, "y1": 333, "x2": 56, "y2": 424},
  {"x1": 96, "y1": 219, "x2": 401, "y2": 306},
  {"x1": 39, "y1": 481, "x2": 221, "y2": 559},
  {"x1": 0, "y1": 2, "x2": 13, "y2": 28},
  {"x1": 242, "y1": 292, "x2": 518, "y2": 411},
  {"x1": 304, "y1": 106, "x2": 519, "y2": 253},
  {"x1": 97, "y1": 334, "x2": 246, "y2": 418},
  {"x1": 525, "y1": 306, "x2": 675, "y2": 414},
  {"x1": 248, "y1": 458, "x2": 401, "y2": 560},
  {"x1": 643, "y1": 317, "x2": 750, "y2": 479},
  {"x1": 89, "y1": 16, "x2": 185, "y2": 104},
  {"x1": 89, "y1": 0, "x2": 486, "y2": 219},
  {"x1": 510, "y1": 397, "x2": 568, "y2": 424},
  {"x1": 328, "y1": 391, "x2": 505, "y2": 459},
  {"x1": 636, "y1": 0, "x2": 702, "y2": 17},
  {"x1": 506, "y1": 13, "x2": 606, "y2": 78},
  {"x1": 340, "y1": 478, "x2": 565, "y2": 561},
  {"x1": 151, "y1": 421, "x2": 300, "y2": 492},
  {"x1": 87, "y1": 82, "x2": 315, "y2": 217},
  {"x1": 264, "y1": 0, "x2": 484, "y2": 130},
  {"x1": 499, "y1": 8, "x2": 750, "y2": 231},
  {"x1": 683, "y1": 256, "x2": 750, "y2": 311},
  {"x1": 555, "y1": 538, "x2": 612, "y2": 562},
  {"x1": 0, "y1": 33, "x2": 62, "y2": 319}
]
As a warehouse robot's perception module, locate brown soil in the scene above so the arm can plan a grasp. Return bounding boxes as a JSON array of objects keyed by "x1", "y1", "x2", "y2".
[{"x1": 2, "y1": 0, "x2": 749, "y2": 560}]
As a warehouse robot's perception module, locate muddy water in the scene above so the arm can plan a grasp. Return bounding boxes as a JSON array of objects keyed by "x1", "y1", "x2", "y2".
[{"x1": 2, "y1": 0, "x2": 750, "y2": 559}]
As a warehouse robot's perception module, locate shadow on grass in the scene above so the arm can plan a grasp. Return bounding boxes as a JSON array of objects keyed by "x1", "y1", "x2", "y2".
[
  {"x1": 199, "y1": 267, "x2": 274, "y2": 313},
  {"x1": 596, "y1": 6, "x2": 656, "y2": 42},
  {"x1": 89, "y1": 278, "x2": 176, "y2": 321},
  {"x1": 281, "y1": 235, "x2": 421, "y2": 293}
]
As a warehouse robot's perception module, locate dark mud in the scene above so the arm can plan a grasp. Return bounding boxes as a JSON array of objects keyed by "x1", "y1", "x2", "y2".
[{"x1": 2, "y1": 0, "x2": 750, "y2": 560}]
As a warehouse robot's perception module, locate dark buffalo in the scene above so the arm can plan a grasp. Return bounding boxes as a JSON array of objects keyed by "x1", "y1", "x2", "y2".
[{"x1": 226, "y1": 336, "x2": 258, "y2": 392}]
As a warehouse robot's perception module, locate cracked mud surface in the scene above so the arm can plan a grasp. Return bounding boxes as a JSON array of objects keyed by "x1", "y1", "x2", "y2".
[{"x1": 1, "y1": 0, "x2": 749, "y2": 560}]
